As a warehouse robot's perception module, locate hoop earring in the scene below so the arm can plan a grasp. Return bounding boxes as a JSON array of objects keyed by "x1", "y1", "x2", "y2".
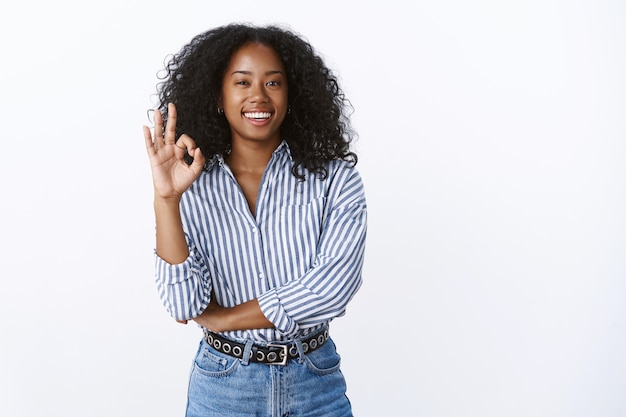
[
  {"x1": 217, "y1": 107, "x2": 224, "y2": 115},
  {"x1": 287, "y1": 105, "x2": 291, "y2": 115}
]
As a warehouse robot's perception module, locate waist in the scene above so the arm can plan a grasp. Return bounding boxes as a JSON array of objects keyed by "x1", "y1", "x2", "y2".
[{"x1": 203, "y1": 326, "x2": 329, "y2": 366}]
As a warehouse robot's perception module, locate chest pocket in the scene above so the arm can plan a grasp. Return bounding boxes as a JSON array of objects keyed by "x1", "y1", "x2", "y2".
[{"x1": 273, "y1": 196, "x2": 326, "y2": 277}]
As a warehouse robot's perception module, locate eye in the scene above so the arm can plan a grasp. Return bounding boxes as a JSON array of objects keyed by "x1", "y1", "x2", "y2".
[
  {"x1": 266, "y1": 80, "x2": 281, "y2": 87},
  {"x1": 236, "y1": 80, "x2": 249, "y2": 86}
]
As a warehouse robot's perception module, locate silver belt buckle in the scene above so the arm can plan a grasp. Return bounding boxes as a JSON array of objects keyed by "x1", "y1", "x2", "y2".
[{"x1": 266, "y1": 343, "x2": 288, "y2": 365}]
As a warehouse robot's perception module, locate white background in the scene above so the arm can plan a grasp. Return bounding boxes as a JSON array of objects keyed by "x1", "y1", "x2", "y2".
[{"x1": 1, "y1": 1, "x2": 625, "y2": 416}]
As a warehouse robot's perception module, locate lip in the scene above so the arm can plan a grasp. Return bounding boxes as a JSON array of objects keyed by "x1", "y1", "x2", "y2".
[{"x1": 242, "y1": 110, "x2": 274, "y2": 126}]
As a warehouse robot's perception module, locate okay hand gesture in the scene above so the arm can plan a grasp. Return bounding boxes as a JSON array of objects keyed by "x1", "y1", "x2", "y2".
[{"x1": 143, "y1": 103, "x2": 206, "y2": 200}]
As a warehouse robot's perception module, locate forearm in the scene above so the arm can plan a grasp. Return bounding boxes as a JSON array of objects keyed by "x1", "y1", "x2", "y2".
[
  {"x1": 195, "y1": 298, "x2": 274, "y2": 333},
  {"x1": 154, "y1": 197, "x2": 189, "y2": 264}
]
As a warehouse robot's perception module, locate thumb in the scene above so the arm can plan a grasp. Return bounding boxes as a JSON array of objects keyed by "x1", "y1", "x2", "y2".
[{"x1": 189, "y1": 147, "x2": 206, "y2": 171}]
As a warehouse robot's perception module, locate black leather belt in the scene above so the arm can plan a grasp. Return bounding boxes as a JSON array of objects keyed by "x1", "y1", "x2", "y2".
[{"x1": 203, "y1": 328, "x2": 329, "y2": 366}]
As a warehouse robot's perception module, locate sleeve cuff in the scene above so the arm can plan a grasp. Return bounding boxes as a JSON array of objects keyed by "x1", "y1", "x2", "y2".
[
  {"x1": 154, "y1": 250, "x2": 198, "y2": 285},
  {"x1": 257, "y1": 289, "x2": 299, "y2": 338}
]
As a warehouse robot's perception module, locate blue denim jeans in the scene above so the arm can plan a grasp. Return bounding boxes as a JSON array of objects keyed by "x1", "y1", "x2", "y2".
[{"x1": 185, "y1": 334, "x2": 353, "y2": 417}]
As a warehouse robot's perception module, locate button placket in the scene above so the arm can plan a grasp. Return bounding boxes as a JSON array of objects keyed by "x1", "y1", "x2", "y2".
[{"x1": 249, "y1": 224, "x2": 266, "y2": 281}]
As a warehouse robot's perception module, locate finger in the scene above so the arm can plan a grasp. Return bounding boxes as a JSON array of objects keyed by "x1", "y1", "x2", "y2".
[
  {"x1": 189, "y1": 146, "x2": 206, "y2": 172},
  {"x1": 164, "y1": 103, "x2": 177, "y2": 145},
  {"x1": 176, "y1": 134, "x2": 205, "y2": 172},
  {"x1": 142, "y1": 125, "x2": 156, "y2": 157},
  {"x1": 176, "y1": 133, "x2": 198, "y2": 152},
  {"x1": 153, "y1": 108, "x2": 164, "y2": 149}
]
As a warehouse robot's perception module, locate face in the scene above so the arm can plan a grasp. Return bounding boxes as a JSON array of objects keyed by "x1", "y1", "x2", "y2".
[{"x1": 221, "y1": 42, "x2": 288, "y2": 147}]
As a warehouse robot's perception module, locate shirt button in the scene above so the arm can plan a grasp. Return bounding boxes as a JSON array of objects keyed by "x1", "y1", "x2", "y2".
[
  {"x1": 251, "y1": 227, "x2": 257, "y2": 233},
  {"x1": 258, "y1": 273, "x2": 265, "y2": 279}
]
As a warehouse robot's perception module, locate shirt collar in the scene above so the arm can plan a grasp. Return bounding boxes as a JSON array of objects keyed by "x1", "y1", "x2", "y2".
[{"x1": 204, "y1": 140, "x2": 292, "y2": 171}]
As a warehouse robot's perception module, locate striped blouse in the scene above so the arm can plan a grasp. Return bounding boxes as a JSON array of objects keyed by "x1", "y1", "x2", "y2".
[{"x1": 154, "y1": 141, "x2": 367, "y2": 343}]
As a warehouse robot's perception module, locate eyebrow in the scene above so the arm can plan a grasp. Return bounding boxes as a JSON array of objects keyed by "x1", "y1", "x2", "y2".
[{"x1": 230, "y1": 70, "x2": 285, "y2": 76}]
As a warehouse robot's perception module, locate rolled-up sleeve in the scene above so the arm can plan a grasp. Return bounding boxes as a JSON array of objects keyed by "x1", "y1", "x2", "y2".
[{"x1": 154, "y1": 244, "x2": 212, "y2": 321}]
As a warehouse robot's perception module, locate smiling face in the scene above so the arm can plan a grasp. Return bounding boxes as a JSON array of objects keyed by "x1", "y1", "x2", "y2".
[{"x1": 221, "y1": 42, "x2": 288, "y2": 148}]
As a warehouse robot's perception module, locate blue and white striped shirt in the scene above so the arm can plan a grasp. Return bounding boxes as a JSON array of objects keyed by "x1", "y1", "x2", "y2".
[{"x1": 154, "y1": 141, "x2": 367, "y2": 343}]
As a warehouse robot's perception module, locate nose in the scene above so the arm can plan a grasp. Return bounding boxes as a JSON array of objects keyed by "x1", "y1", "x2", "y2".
[{"x1": 248, "y1": 83, "x2": 268, "y2": 103}]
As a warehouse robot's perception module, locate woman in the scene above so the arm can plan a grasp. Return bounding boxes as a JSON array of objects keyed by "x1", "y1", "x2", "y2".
[{"x1": 143, "y1": 23, "x2": 367, "y2": 417}]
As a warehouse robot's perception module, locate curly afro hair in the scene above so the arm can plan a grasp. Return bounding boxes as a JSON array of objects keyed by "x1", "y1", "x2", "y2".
[{"x1": 152, "y1": 23, "x2": 357, "y2": 180}]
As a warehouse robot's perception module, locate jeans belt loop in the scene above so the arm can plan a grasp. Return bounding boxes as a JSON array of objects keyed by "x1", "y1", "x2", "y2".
[
  {"x1": 293, "y1": 338, "x2": 306, "y2": 363},
  {"x1": 241, "y1": 340, "x2": 253, "y2": 366}
]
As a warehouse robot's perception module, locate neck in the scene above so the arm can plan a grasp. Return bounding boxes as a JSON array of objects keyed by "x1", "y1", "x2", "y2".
[{"x1": 226, "y1": 139, "x2": 281, "y2": 173}]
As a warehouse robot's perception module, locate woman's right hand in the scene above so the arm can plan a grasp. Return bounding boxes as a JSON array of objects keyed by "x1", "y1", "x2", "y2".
[{"x1": 143, "y1": 103, "x2": 206, "y2": 201}]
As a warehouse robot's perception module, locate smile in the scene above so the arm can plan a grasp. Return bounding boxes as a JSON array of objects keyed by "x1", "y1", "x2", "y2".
[{"x1": 243, "y1": 112, "x2": 272, "y2": 120}]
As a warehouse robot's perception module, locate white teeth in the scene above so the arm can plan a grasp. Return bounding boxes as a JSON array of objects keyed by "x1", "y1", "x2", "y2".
[{"x1": 244, "y1": 112, "x2": 271, "y2": 119}]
